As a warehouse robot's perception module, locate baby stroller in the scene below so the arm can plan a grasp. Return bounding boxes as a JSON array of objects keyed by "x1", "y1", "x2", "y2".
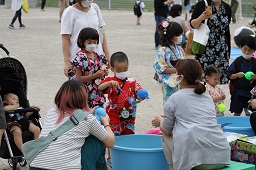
[{"x1": 0, "y1": 44, "x2": 41, "y2": 170}]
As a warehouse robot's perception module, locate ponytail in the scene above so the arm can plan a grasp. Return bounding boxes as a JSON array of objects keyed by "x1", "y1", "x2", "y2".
[{"x1": 194, "y1": 80, "x2": 206, "y2": 95}]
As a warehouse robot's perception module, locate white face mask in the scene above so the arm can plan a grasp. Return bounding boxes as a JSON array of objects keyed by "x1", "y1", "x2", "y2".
[
  {"x1": 81, "y1": 0, "x2": 93, "y2": 7},
  {"x1": 115, "y1": 71, "x2": 129, "y2": 80},
  {"x1": 175, "y1": 74, "x2": 183, "y2": 84},
  {"x1": 242, "y1": 53, "x2": 252, "y2": 59},
  {"x1": 175, "y1": 35, "x2": 183, "y2": 45},
  {"x1": 85, "y1": 44, "x2": 97, "y2": 52}
]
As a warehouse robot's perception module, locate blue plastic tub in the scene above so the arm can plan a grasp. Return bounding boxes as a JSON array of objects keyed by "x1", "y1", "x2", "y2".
[
  {"x1": 110, "y1": 134, "x2": 169, "y2": 170},
  {"x1": 217, "y1": 116, "x2": 254, "y2": 137}
]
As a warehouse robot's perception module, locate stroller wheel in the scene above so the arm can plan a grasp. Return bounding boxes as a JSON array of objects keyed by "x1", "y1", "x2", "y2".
[
  {"x1": 18, "y1": 157, "x2": 27, "y2": 167},
  {"x1": 8, "y1": 157, "x2": 18, "y2": 170}
]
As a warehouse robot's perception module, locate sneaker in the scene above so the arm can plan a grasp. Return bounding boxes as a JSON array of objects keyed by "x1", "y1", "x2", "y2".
[
  {"x1": 8, "y1": 24, "x2": 14, "y2": 29},
  {"x1": 106, "y1": 159, "x2": 112, "y2": 168},
  {"x1": 20, "y1": 24, "x2": 26, "y2": 28}
]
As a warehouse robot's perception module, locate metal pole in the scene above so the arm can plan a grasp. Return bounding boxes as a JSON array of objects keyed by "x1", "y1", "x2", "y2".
[{"x1": 108, "y1": 0, "x2": 111, "y2": 9}]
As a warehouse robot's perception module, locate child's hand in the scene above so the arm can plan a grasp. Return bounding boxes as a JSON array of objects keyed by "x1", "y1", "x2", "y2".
[
  {"x1": 104, "y1": 69, "x2": 109, "y2": 76},
  {"x1": 220, "y1": 94, "x2": 226, "y2": 100},
  {"x1": 110, "y1": 81, "x2": 120, "y2": 88},
  {"x1": 96, "y1": 70, "x2": 105, "y2": 78},
  {"x1": 236, "y1": 72, "x2": 244, "y2": 78},
  {"x1": 252, "y1": 74, "x2": 256, "y2": 80},
  {"x1": 31, "y1": 106, "x2": 40, "y2": 111}
]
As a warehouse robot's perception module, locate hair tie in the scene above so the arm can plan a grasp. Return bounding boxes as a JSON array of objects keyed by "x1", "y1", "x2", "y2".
[
  {"x1": 195, "y1": 79, "x2": 200, "y2": 83},
  {"x1": 161, "y1": 19, "x2": 170, "y2": 34}
]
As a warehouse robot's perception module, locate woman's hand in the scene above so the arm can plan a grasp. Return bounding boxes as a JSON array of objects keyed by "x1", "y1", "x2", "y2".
[
  {"x1": 199, "y1": 11, "x2": 212, "y2": 21},
  {"x1": 152, "y1": 115, "x2": 164, "y2": 128},
  {"x1": 64, "y1": 63, "x2": 71, "y2": 77},
  {"x1": 100, "y1": 114, "x2": 110, "y2": 126}
]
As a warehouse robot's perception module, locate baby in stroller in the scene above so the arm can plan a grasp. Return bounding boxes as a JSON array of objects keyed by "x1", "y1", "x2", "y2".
[{"x1": 3, "y1": 93, "x2": 40, "y2": 151}]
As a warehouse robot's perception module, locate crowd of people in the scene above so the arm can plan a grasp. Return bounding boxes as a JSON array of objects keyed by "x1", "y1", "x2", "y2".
[{"x1": 1, "y1": 0, "x2": 256, "y2": 170}]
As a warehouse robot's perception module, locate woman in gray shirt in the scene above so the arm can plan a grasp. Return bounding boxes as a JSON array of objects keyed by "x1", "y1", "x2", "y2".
[{"x1": 152, "y1": 59, "x2": 230, "y2": 170}]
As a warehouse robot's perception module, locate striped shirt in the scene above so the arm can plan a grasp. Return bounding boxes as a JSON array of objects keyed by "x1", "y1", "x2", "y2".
[{"x1": 30, "y1": 107, "x2": 108, "y2": 170}]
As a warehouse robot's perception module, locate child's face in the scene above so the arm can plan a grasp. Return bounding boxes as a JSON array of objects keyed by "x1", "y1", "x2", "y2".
[
  {"x1": 4, "y1": 93, "x2": 19, "y2": 105},
  {"x1": 241, "y1": 45, "x2": 255, "y2": 60},
  {"x1": 111, "y1": 61, "x2": 128, "y2": 73},
  {"x1": 84, "y1": 39, "x2": 98, "y2": 45},
  {"x1": 206, "y1": 73, "x2": 220, "y2": 87}
]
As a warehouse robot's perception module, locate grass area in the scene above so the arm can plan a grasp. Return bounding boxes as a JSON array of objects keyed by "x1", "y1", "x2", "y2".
[{"x1": 38, "y1": 0, "x2": 255, "y2": 17}]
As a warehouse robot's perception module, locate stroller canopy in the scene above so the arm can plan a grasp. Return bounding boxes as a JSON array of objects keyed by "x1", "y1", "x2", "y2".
[{"x1": 0, "y1": 57, "x2": 27, "y2": 96}]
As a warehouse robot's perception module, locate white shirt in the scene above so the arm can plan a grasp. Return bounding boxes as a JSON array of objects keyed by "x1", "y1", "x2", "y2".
[
  {"x1": 136, "y1": 0, "x2": 145, "y2": 13},
  {"x1": 30, "y1": 107, "x2": 108, "y2": 170},
  {"x1": 11, "y1": 0, "x2": 22, "y2": 11},
  {"x1": 60, "y1": 4, "x2": 106, "y2": 60}
]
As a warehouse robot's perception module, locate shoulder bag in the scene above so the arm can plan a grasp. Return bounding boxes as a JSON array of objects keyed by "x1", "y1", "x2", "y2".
[
  {"x1": 21, "y1": 109, "x2": 89, "y2": 165},
  {"x1": 191, "y1": 0, "x2": 210, "y2": 54},
  {"x1": 91, "y1": 3, "x2": 105, "y2": 44}
]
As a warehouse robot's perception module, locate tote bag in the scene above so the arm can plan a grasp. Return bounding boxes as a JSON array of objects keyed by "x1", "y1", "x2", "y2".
[{"x1": 192, "y1": 0, "x2": 210, "y2": 54}]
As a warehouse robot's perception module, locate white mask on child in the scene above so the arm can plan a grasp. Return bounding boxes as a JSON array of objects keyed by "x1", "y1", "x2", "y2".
[
  {"x1": 115, "y1": 71, "x2": 129, "y2": 80},
  {"x1": 242, "y1": 53, "x2": 252, "y2": 59},
  {"x1": 81, "y1": 0, "x2": 93, "y2": 7},
  {"x1": 175, "y1": 35, "x2": 183, "y2": 45},
  {"x1": 85, "y1": 44, "x2": 97, "y2": 52}
]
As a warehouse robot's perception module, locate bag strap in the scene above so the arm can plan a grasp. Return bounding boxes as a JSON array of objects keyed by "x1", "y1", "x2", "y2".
[
  {"x1": 48, "y1": 109, "x2": 89, "y2": 139},
  {"x1": 203, "y1": 0, "x2": 208, "y2": 23},
  {"x1": 91, "y1": 3, "x2": 99, "y2": 19}
]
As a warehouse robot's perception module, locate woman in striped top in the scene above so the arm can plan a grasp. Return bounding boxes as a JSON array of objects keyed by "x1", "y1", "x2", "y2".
[{"x1": 29, "y1": 80, "x2": 114, "y2": 170}]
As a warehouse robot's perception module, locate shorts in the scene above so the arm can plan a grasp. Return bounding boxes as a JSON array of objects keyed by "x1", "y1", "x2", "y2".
[
  {"x1": 7, "y1": 118, "x2": 30, "y2": 133},
  {"x1": 9, "y1": 125, "x2": 21, "y2": 133},
  {"x1": 110, "y1": 123, "x2": 135, "y2": 136},
  {"x1": 230, "y1": 94, "x2": 251, "y2": 114},
  {"x1": 136, "y1": 13, "x2": 142, "y2": 17}
]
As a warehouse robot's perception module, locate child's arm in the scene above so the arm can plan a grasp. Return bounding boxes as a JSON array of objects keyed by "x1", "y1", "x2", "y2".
[
  {"x1": 76, "y1": 68, "x2": 105, "y2": 82},
  {"x1": 98, "y1": 80, "x2": 119, "y2": 91},
  {"x1": 25, "y1": 106, "x2": 40, "y2": 118},
  {"x1": 4, "y1": 104, "x2": 19, "y2": 111},
  {"x1": 229, "y1": 72, "x2": 244, "y2": 80}
]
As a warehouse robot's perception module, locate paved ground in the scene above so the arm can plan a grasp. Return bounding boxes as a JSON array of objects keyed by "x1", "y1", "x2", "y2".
[{"x1": 0, "y1": 7, "x2": 254, "y2": 169}]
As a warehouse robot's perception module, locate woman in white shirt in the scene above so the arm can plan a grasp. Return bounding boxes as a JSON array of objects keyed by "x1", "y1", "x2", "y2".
[
  {"x1": 61, "y1": 0, "x2": 110, "y2": 77},
  {"x1": 29, "y1": 80, "x2": 114, "y2": 170}
]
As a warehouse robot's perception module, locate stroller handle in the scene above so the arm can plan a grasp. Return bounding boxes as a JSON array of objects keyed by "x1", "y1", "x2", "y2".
[
  {"x1": 5, "y1": 108, "x2": 39, "y2": 114},
  {"x1": 0, "y1": 44, "x2": 10, "y2": 56}
]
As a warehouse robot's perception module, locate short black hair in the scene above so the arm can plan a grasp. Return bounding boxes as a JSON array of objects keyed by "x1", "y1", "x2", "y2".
[
  {"x1": 77, "y1": 27, "x2": 99, "y2": 49},
  {"x1": 240, "y1": 35, "x2": 256, "y2": 50},
  {"x1": 205, "y1": 65, "x2": 220, "y2": 76},
  {"x1": 169, "y1": 4, "x2": 182, "y2": 17},
  {"x1": 110, "y1": 52, "x2": 129, "y2": 68}
]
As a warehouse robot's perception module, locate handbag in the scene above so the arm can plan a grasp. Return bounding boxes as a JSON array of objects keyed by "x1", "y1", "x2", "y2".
[
  {"x1": 191, "y1": 0, "x2": 210, "y2": 54},
  {"x1": 21, "y1": 109, "x2": 89, "y2": 165},
  {"x1": 91, "y1": 3, "x2": 105, "y2": 44}
]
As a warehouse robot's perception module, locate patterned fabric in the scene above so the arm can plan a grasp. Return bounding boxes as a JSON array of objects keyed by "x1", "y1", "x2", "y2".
[
  {"x1": 205, "y1": 83, "x2": 225, "y2": 117},
  {"x1": 196, "y1": 3, "x2": 230, "y2": 84},
  {"x1": 100, "y1": 77, "x2": 142, "y2": 124},
  {"x1": 110, "y1": 123, "x2": 135, "y2": 136},
  {"x1": 153, "y1": 45, "x2": 185, "y2": 104},
  {"x1": 71, "y1": 50, "x2": 107, "y2": 108}
]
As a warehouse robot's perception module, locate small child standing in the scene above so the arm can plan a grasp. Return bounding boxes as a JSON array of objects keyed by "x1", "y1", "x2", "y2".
[
  {"x1": 98, "y1": 51, "x2": 148, "y2": 167},
  {"x1": 205, "y1": 66, "x2": 226, "y2": 117},
  {"x1": 153, "y1": 19, "x2": 185, "y2": 105},
  {"x1": 227, "y1": 35, "x2": 256, "y2": 116},
  {"x1": 71, "y1": 27, "x2": 108, "y2": 108},
  {"x1": 3, "y1": 93, "x2": 40, "y2": 151}
]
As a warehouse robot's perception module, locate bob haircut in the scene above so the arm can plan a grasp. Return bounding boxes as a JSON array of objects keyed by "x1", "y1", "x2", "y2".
[
  {"x1": 240, "y1": 35, "x2": 256, "y2": 50},
  {"x1": 54, "y1": 80, "x2": 89, "y2": 124},
  {"x1": 158, "y1": 20, "x2": 183, "y2": 46},
  {"x1": 176, "y1": 59, "x2": 206, "y2": 95},
  {"x1": 77, "y1": 27, "x2": 99, "y2": 49},
  {"x1": 169, "y1": 4, "x2": 182, "y2": 18}
]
